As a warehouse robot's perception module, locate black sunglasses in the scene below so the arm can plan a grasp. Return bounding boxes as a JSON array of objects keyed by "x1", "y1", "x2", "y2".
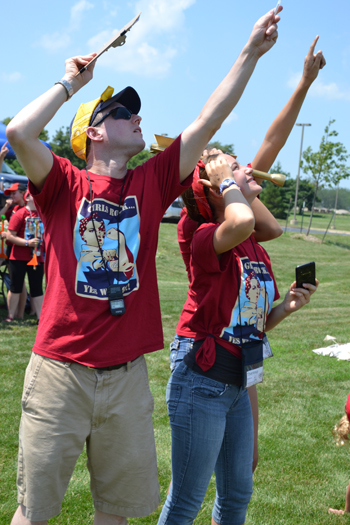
[{"x1": 92, "y1": 106, "x2": 133, "y2": 127}]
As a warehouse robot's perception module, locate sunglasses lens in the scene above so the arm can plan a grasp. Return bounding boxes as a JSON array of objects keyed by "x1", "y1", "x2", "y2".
[{"x1": 111, "y1": 107, "x2": 132, "y2": 120}]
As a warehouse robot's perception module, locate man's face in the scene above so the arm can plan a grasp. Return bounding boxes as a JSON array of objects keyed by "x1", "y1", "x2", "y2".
[{"x1": 92, "y1": 102, "x2": 145, "y2": 156}]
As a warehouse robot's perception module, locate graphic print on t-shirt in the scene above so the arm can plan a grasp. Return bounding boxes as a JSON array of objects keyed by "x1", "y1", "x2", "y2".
[
  {"x1": 24, "y1": 217, "x2": 44, "y2": 241},
  {"x1": 74, "y1": 196, "x2": 140, "y2": 299},
  {"x1": 220, "y1": 256, "x2": 275, "y2": 345}
]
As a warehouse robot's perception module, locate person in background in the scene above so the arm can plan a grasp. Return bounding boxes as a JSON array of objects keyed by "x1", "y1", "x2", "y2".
[
  {"x1": 0, "y1": 180, "x2": 28, "y2": 317},
  {"x1": 328, "y1": 393, "x2": 350, "y2": 516},
  {"x1": 4, "y1": 190, "x2": 44, "y2": 322}
]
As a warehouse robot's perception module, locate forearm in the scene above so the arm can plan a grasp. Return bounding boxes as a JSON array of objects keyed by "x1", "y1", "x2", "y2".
[
  {"x1": 180, "y1": 47, "x2": 260, "y2": 181},
  {"x1": 6, "y1": 53, "x2": 95, "y2": 189},
  {"x1": 252, "y1": 79, "x2": 312, "y2": 173},
  {"x1": 265, "y1": 301, "x2": 290, "y2": 332},
  {"x1": 199, "y1": 45, "x2": 260, "y2": 138},
  {"x1": 7, "y1": 85, "x2": 68, "y2": 145},
  {"x1": 7, "y1": 232, "x2": 27, "y2": 247},
  {"x1": 251, "y1": 196, "x2": 282, "y2": 241}
]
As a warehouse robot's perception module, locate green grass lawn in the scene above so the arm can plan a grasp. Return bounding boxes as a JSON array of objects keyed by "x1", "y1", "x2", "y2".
[{"x1": 1, "y1": 225, "x2": 350, "y2": 524}]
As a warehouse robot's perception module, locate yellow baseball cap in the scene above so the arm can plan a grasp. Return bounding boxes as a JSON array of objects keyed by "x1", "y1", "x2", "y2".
[{"x1": 70, "y1": 86, "x2": 141, "y2": 160}]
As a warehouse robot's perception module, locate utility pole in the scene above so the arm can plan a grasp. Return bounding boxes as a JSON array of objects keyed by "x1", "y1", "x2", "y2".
[{"x1": 290, "y1": 123, "x2": 311, "y2": 225}]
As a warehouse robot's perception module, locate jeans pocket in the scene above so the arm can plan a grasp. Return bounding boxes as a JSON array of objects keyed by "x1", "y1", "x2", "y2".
[
  {"x1": 193, "y1": 376, "x2": 228, "y2": 398},
  {"x1": 166, "y1": 382, "x2": 182, "y2": 422},
  {"x1": 169, "y1": 338, "x2": 180, "y2": 372}
]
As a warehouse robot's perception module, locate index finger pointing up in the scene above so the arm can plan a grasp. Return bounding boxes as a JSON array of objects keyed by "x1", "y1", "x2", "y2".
[{"x1": 308, "y1": 35, "x2": 320, "y2": 56}]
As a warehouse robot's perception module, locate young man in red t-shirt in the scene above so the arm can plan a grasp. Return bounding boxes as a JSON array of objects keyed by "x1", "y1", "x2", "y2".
[{"x1": 6, "y1": 8, "x2": 281, "y2": 525}]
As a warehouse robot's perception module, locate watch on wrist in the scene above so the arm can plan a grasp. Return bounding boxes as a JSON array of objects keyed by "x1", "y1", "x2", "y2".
[
  {"x1": 25, "y1": 240, "x2": 29, "y2": 247},
  {"x1": 55, "y1": 79, "x2": 74, "y2": 101},
  {"x1": 219, "y1": 178, "x2": 240, "y2": 195}
]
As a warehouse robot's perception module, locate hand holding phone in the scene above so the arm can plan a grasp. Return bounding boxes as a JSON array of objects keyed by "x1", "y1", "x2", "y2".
[{"x1": 295, "y1": 262, "x2": 316, "y2": 289}]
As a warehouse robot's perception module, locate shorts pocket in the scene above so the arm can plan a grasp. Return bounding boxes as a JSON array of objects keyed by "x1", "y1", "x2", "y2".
[{"x1": 22, "y1": 353, "x2": 44, "y2": 407}]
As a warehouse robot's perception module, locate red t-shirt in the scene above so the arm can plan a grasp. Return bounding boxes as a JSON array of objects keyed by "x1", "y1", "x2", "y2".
[
  {"x1": 8, "y1": 207, "x2": 44, "y2": 262},
  {"x1": 5, "y1": 204, "x2": 22, "y2": 222},
  {"x1": 29, "y1": 135, "x2": 192, "y2": 367},
  {"x1": 177, "y1": 208, "x2": 198, "y2": 283},
  {"x1": 178, "y1": 223, "x2": 279, "y2": 364},
  {"x1": 5, "y1": 204, "x2": 23, "y2": 249},
  {"x1": 176, "y1": 211, "x2": 198, "y2": 337}
]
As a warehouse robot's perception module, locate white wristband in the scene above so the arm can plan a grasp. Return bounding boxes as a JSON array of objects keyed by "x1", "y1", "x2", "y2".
[{"x1": 55, "y1": 79, "x2": 74, "y2": 101}]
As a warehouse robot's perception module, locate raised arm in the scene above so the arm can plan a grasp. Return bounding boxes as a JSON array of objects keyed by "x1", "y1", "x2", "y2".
[
  {"x1": 179, "y1": 7, "x2": 282, "y2": 182},
  {"x1": 252, "y1": 35, "x2": 326, "y2": 173},
  {"x1": 0, "y1": 142, "x2": 9, "y2": 174},
  {"x1": 6, "y1": 54, "x2": 96, "y2": 191},
  {"x1": 249, "y1": 37, "x2": 325, "y2": 242}
]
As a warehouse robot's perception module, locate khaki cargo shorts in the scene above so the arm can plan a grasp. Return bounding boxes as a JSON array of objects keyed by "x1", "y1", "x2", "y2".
[{"x1": 17, "y1": 353, "x2": 160, "y2": 521}]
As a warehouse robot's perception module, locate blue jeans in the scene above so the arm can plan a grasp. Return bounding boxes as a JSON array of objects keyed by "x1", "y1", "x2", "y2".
[
  {"x1": 158, "y1": 361, "x2": 254, "y2": 525},
  {"x1": 169, "y1": 334, "x2": 195, "y2": 371}
]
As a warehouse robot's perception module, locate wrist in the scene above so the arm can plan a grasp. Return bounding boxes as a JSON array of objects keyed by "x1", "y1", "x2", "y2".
[
  {"x1": 54, "y1": 77, "x2": 77, "y2": 101},
  {"x1": 220, "y1": 178, "x2": 241, "y2": 195}
]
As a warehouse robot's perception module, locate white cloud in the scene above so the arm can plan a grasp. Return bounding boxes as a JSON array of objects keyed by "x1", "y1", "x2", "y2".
[
  {"x1": 36, "y1": 32, "x2": 71, "y2": 52},
  {"x1": 287, "y1": 72, "x2": 350, "y2": 101},
  {"x1": 69, "y1": 0, "x2": 94, "y2": 31},
  {"x1": 310, "y1": 79, "x2": 350, "y2": 101},
  {"x1": 223, "y1": 112, "x2": 239, "y2": 125},
  {"x1": 87, "y1": 0, "x2": 196, "y2": 78},
  {"x1": 286, "y1": 71, "x2": 301, "y2": 90},
  {"x1": 1, "y1": 72, "x2": 22, "y2": 83},
  {"x1": 35, "y1": 0, "x2": 93, "y2": 52}
]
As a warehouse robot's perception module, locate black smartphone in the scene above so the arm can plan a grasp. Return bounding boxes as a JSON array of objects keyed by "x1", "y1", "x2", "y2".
[{"x1": 295, "y1": 262, "x2": 316, "y2": 289}]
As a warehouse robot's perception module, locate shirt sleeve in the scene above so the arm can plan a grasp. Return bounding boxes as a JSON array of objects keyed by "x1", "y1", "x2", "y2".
[
  {"x1": 8, "y1": 208, "x2": 24, "y2": 233},
  {"x1": 28, "y1": 152, "x2": 72, "y2": 218},
  {"x1": 191, "y1": 223, "x2": 231, "y2": 274}
]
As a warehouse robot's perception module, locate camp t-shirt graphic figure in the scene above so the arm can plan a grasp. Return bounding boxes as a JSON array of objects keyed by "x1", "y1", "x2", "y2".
[
  {"x1": 74, "y1": 196, "x2": 139, "y2": 299},
  {"x1": 221, "y1": 256, "x2": 275, "y2": 345}
]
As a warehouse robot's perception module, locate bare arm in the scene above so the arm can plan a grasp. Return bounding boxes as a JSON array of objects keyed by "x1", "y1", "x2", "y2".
[
  {"x1": 250, "y1": 37, "x2": 326, "y2": 242},
  {"x1": 0, "y1": 142, "x2": 9, "y2": 174},
  {"x1": 265, "y1": 280, "x2": 318, "y2": 332},
  {"x1": 6, "y1": 54, "x2": 96, "y2": 191},
  {"x1": 202, "y1": 157, "x2": 255, "y2": 254},
  {"x1": 252, "y1": 36, "x2": 326, "y2": 173},
  {"x1": 7, "y1": 230, "x2": 39, "y2": 248},
  {"x1": 179, "y1": 7, "x2": 282, "y2": 182}
]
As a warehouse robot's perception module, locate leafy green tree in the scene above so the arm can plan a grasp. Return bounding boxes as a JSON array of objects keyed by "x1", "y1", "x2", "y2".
[
  {"x1": 301, "y1": 119, "x2": 350, "y2": 235},
  {"x1": 50, "y1": 126, "x2": 86, "y2": 169},
  {"x1": 127, "y1": 149, "x2": 153, "y2": 169},
  {"x1": 260, "y1": 162, "x2": 292, "y2": 219},
  {"x1": 206, "y1": 141, "x2": 235, "y2": 155}
]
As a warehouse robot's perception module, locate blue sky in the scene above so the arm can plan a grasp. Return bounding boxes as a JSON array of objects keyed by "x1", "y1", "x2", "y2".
[{"x1": 1, "y1": 0, "x2": 350, "y2": 188}]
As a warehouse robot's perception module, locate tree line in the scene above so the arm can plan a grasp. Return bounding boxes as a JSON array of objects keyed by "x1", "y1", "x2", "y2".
[{"x1": 2, "y1": 118, "x2": 349, "y2": 230}]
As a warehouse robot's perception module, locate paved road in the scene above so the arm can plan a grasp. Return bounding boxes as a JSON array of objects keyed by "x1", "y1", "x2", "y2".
[{"x1": 283, "y1": 226, "x2": 350, "y2": 237}]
